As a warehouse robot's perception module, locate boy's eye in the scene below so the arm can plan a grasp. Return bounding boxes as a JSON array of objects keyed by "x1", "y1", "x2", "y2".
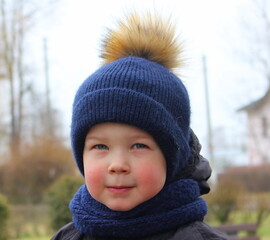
[
  {"x1": 93, "y1": 144, "x2": 108, "y2": 150},
  {"x1": 132, "y1": 143, "x2": 148, "y2": 149}
]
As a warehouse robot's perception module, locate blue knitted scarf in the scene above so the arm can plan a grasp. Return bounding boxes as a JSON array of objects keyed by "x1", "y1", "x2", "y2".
[{"x1": 69, "y1": 179, "x2": 207, "y2": 239}]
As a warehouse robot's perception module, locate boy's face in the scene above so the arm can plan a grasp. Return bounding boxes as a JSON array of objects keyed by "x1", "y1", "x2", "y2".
[{"x1": 83, "y1": 122, "x2": 166, "y2": 211}]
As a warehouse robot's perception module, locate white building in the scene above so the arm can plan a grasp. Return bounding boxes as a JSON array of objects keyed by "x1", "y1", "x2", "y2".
[{"x1": 239, "y1": 87, "x2": 270, "y2": 165}]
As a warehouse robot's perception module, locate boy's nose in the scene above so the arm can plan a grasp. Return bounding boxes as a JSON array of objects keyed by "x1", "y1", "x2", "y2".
[{"x1": 108, "y1": 154, "x2": 130, "y2": 174}]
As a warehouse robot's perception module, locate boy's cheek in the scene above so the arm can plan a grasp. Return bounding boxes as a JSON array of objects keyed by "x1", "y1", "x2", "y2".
[
  {"x1": 84, "y1": 164, "x2": 104, "y2": 186},
  {"x1": 136, "y1": 164, "x2": 166, "y2": 186},
  {"x1": 84, "y1": 167, "x2": 105, "y2": 199}
]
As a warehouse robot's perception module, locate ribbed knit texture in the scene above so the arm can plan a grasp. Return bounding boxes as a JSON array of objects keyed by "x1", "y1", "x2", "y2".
[
  {"x1": 71, "y1": 56, "x2": 190, "y2": 182},
  {"x1": 70, "y1": 179, "x2": 207, "y2": 239}
]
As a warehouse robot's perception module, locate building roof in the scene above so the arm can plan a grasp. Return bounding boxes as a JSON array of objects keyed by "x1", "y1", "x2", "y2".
[{"x1": 238, "y1": 87, "x2": 270, "y2": 112}]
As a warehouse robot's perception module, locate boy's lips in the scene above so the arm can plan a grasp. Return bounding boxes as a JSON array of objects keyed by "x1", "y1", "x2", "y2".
[{"x1": 107, "y1": 186, "x2": 133, "y2": 194}]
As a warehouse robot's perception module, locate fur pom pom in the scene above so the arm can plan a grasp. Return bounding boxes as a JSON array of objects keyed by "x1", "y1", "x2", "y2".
[{"x1": 101, "y1": 13, "x2": 184, "y2": 70}]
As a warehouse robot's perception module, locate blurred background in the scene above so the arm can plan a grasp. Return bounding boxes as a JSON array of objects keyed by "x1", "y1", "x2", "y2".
[{"x1": 0, "y1": 0, "x2": 269, "y2": 239}]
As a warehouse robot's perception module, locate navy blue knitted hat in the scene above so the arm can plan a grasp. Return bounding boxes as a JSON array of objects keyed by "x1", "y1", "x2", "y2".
[{"x1": 71, "y1": 13, "x2": 191, "y2": 183}]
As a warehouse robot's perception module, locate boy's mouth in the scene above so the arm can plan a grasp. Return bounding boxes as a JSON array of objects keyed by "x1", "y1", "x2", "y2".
[{"x1": 107, "y1": 186, "x2": 133, "y2": 194}]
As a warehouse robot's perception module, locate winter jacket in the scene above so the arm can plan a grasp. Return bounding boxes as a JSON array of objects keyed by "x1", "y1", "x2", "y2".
[{"x1": 51, "y1": 221, "x2": 227, "y2": 240}]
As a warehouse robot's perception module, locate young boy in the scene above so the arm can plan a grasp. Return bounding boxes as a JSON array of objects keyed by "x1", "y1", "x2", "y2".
[{"x1": 52, "y1": 13, "x2": 227, "y2": 240}]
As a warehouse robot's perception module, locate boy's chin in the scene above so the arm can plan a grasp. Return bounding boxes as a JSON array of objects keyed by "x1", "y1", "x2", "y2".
[
  {"x1": 104, "y1": 201, "x2": 139, "y2": 212},
  {"x1": 107, "y1": 204, "x2": 135, "y2": 212}
]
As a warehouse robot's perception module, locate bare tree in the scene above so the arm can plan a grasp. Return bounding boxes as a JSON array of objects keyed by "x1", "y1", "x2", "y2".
[
  {"x1": 240, "y1": 0, "x2": 270, "y2": 85},
  {"x1": 0, "y1": 0, "x2": 60, "y2": 158},
  {"x1": 0, "y1": 0, "x2": 33, "y2": 156},
  {"x1": 253, "y1": 0, "x2": 270, "y2": 83}
]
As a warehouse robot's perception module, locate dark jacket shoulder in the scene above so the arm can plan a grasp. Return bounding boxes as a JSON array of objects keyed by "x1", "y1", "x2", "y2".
[
  {"x1": 170, "y1": 221, "x2": 227, "y2": 240},
  {"x1": 51, "y1": 221, "x2": 227, "y2": 240},
  {"x1": 51, "y1": 222, "x2": 84, "y2": 240}
]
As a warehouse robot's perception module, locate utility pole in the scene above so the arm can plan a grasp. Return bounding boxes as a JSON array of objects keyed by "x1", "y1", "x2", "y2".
[
  {"x1": 202, "y1": 55, "x2": 214, "y2": 166},
  {"x1": 43, "y1": 38, "x2": 52, "y2": 136}
]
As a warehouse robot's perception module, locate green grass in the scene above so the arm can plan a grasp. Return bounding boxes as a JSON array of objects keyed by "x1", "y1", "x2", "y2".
[
  {"x1": 206, "y1": 209, "x2": 270, "y2": 239},
  {"x1": 233, "y1": 210, "x2": 270, "y2": 238},
  {"x1": 258, "y1": 215, "x2": 270, "y2": 238},
  {"x1": 8, "y1": 204, "x2": 53, "y2": 239},
  {"x1": 14, "y1": 237, "x2": 50, "y2": 240}
]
